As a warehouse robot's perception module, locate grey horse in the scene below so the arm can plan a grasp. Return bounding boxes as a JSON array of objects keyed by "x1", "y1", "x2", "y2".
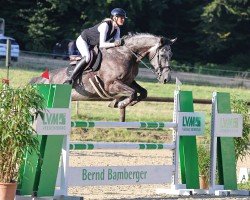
[{"x1": 30, "y1": 33, "x2": 176, "y2": 109}]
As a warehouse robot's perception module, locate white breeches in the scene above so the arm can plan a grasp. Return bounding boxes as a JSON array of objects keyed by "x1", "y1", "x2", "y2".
[{"x1": 76, "y1": 36, "x2": 90, "y2": 63}]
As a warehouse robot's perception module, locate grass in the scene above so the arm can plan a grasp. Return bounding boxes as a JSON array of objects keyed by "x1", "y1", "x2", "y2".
[
  {"x1": 238, "y1": 181, "x2": 250, "y2": 190},
  {"x1": 1, "y1": 61, "x2": 249, "y2": 142}
]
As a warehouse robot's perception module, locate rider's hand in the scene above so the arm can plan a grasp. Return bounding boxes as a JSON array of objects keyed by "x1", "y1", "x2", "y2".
[{"x1": 114, "y1": 39, "x2": 124, "y2": 47}]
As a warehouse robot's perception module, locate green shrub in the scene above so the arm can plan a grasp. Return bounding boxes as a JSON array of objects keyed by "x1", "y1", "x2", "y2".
[
  {"x1": 197, "y1": 142, "x2": 210, "y2": 182},
  {"x1": 0, "y1": 84, "x2": 45, "y2": 182},
  {"x1": 231, "y1": 97, "x2": 250, "y2": 162}
]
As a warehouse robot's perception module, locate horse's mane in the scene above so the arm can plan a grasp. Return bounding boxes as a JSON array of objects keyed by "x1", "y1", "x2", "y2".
[{"x1": 122, "y1": 32, "x2": 162, "y2": 40}]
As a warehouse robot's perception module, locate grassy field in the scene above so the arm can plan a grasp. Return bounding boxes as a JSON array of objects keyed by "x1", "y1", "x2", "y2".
[{"x1": 0, "y1": 62, "x2": 249, "y2": 142}]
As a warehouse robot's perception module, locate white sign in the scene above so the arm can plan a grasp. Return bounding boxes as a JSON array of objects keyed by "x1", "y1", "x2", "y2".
[
  {"x1": 177, "y1": 112, "x2": 205, "y2": 136},
  {"x1": 35, "y1": 108, "x2": 71, "y2": 135},
  {"x1": 214, "y1": 113, "x2": 243, "y2": 137},
  {"x1": 61, "y1": 165, "x2": 174, "y2": 186}
]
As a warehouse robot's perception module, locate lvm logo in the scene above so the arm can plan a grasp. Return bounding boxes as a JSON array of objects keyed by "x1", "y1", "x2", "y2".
[
  {"x1": 178, "y1": 112, "x2": 205, "y2": 135},
  {"x1": 214, "y1": 113, "x2": 243, "y2": 137},
  {"x1": 43, "y1": 112, "x2": 66, "y2": 125},
  {"x1": 219, "y1": 117, "x2": 239, "y2": 129},
  {"x1": 182, "y1": 116, "x2": 201, "y2": 127},
  {"x1": 36, "y1": 108, "x2": 70, "y2": 135}
]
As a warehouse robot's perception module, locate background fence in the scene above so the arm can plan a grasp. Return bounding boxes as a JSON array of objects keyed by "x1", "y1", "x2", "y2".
[{"x1": 0, "y1": 50, "x2": 249, "y2": 88}]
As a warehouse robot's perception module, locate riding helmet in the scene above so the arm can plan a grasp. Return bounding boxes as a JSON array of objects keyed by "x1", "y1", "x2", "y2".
[{"x1": 111, "y1": 8, "x2": 127, "y2": 18}]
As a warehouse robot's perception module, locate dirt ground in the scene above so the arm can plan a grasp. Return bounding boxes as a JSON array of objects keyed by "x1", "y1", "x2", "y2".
[{"x1": 67, "y1": 149, "x2": 249, "y2": 200}]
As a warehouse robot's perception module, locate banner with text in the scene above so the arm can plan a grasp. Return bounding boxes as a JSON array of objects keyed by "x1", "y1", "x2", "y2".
[
  {"x1": 59, "y1": 165, "x2": 174, "y2": 186},
  {"x1": 214, "y1": 113, "x2": 243, "y2": 137},
  {"x1": 35, "y1": 108, "x2": 71, "y2": 135},
  {"x1": 177, "y1": 112, "x2": 205, "y2": 136}
]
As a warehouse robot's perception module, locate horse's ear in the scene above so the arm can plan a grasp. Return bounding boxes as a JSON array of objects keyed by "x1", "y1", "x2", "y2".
[
  {"x1": 162, "y1": 37, "x2": 177, "y2": 45},
  {"x1": 170, "y1": 37, "x2": 177, "y2": 44}
]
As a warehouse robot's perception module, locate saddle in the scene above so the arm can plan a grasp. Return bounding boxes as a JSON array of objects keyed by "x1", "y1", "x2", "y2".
[
  {"x1": 66, "y1": 46, "x2": 102, "y2": 77},
  {"x1": 67, "y1": 47, "x2": 113, "y2": 100}
]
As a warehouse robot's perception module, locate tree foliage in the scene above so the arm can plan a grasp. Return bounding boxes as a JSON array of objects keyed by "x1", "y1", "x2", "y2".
[
  {"x1": 199, "y1": 0, "x2": 250, "y2": 69},
  {"x1": 1, "y1": 0, "x2": 249, "y2": 69}
]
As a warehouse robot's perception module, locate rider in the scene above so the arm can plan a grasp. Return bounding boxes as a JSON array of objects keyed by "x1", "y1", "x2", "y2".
[{"x1": 64, "y1": 8, "x2": 126, "y2": 84}]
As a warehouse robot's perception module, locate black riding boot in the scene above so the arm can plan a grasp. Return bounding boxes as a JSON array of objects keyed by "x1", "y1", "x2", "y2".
[{"x1": 64, "y1": 58, "x2": 87, "y2": 84}]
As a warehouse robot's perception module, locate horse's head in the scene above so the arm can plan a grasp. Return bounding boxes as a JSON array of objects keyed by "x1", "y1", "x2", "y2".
[{"x1": 148, "y1": 37, "x2": 177, "y2": 83}]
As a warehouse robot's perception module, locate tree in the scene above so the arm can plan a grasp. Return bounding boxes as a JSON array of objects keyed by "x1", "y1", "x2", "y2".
[
  {"x1": 199, "y1": 0, "x2": 250, "y2": 69},
  {"x1": 0, "y1": 0, "x2": 36, "y2": 49},
  {"x1": 26, "y1": 2, "x2": 59, "y2": 51},
  {"x1": 1, "y1": 0, "x2": 248, "y2": 70}
]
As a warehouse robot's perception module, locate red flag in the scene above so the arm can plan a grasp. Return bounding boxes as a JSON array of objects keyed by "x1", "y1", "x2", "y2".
[
  {"x1": 2, "y1": 79, "x2": 9, "y2": 85},
  {"x1": 41, "y1": 68, "x2": 49, "y2": 79}
]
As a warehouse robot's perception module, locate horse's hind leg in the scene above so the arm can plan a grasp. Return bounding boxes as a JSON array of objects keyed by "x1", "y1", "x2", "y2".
[
  {"x1": 107, "y1": 80, "x2": 137, "y2": 109},
  {"x1": 128, "y1": 81, "x2": 147, "y2": 106}
]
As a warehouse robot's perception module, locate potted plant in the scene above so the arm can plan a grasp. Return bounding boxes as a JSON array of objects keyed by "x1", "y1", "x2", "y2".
[
  {"x1": 197, "y1": 142, "x2": 210, "y2": 189},
  {"x1": 0, "y1": 83, "x2": 45, "y2": 200}
]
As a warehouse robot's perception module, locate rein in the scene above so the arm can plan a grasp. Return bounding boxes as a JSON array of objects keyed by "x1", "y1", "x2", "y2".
[{"x1": 124, "y1": 44, "x2": 160, "y2": 80}]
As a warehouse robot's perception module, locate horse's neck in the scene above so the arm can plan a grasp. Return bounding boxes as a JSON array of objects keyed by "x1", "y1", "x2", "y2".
[{"x1": 125, "y1": 35, "x2": 160, "y2": 54}]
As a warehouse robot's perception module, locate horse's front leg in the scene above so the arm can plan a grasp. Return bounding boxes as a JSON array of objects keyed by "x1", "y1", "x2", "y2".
[
  {"x1": 129, "y1": 81, "x2": 147, "y2": 106},
  {"x1": 107, "y1": 80, "x2": 137, "y2": 109}
]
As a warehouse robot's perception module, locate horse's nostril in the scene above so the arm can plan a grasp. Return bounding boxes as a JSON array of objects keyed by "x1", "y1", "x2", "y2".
[{"x1": 163, "y1": 75, "x2": 171, "y2": 84}]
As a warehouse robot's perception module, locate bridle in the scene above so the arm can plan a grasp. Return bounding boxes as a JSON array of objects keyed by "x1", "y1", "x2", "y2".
[
  {"x1": 124, "y1": 43, "x2": 171, "y2": 81},
  {"x1": 148, "y1": 48, "x2": 171, "y2": 80}
]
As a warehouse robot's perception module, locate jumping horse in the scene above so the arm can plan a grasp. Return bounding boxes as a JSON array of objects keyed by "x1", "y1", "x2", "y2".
[{"x1": 30, "y1": 33, "x2": 176, "y2": 109}]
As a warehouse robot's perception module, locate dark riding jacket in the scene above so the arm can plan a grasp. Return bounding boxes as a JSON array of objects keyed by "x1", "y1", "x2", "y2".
[{"x1": 81, "y1": 19, "x2": 117, "y2": 46}]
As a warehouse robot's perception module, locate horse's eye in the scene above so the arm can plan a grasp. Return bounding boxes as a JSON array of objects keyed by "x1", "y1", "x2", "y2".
[{"x1": 160, "y1": 52, "x2": 167, "y2": 57}]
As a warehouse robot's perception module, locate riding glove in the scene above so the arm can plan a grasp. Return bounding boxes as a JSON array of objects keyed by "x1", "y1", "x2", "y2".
[{"x1": 114, "y1": 39, "x2": 124, "y2": 47}]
